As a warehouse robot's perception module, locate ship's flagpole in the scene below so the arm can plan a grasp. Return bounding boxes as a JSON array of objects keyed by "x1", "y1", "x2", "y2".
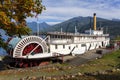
[
  {"x1": 37, "y1": 18, "x2": 39, "y2": 36},
  {"x1": 61, "y1": 27, "x2": 63, "y2": 33},
  {"x1": 75, "y1": 26, "x2": 78, "y2": 35},
  {"x1": 35, "y1": 14, "x2": 39, "y2": 36}
]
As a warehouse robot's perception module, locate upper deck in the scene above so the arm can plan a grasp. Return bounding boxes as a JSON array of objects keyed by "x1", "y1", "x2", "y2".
[{"x1": 44, "y1": 31, "x2": 109, "y2": 44}]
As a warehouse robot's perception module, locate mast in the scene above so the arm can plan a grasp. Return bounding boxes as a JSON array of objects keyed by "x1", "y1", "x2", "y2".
[
  {"x1": 37, "y1": 18, "x2": 39, "y2": 36},
  {"x1": 61, "y1": 27, "x2": 63, "y2": 33},
  {"x1": 75, "y1": 26, "x2": 78, "y2": 35},
  {"x1": 35, "y1": 14, "x2": 39, "y2": 36}
]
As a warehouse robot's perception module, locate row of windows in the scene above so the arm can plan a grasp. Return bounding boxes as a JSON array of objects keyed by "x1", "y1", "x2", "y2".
[
  {"x1": 76, "y1": 36, "x2": 105, "y2": 40},
  {"x1": 55, "y1": 45, "x2": 66, "y2": 49},
  {"x1": 50, "y1": 35, "x2": 72, "y2": 39},
  {"x1": 55, "y1": 44, "x2": 86, "y2": 49}
]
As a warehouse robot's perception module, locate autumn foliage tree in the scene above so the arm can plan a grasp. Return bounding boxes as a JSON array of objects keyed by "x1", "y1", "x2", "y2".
[{"x1": 0, "y1": 0, "x2": 45, "y2": 49}]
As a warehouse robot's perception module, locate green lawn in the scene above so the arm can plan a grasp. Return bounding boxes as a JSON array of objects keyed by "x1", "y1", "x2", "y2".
[
  {"x1": 0, "y1": 50, "x2": 120, "y2": 80},
  {"x1": 78, "y1": 50, "x2": 120, "y2": 73}
]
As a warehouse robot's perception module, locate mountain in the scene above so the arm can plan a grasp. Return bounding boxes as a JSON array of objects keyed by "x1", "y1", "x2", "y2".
[
  {"x1": 50, "y1": 16, "x2": 108, "y2": 32},
  {"x1": 49, "y1": 16, "x2": 120, "y2": 37},
  {"x1": 27, "y1": 22, "x2": 51, "y2": 33},
  {"x1": 39, "y1": 22, "x2": 51, "y2": 32},
  {"x1": 112, "y1": 18, "x2": 120, "y2": 21},
  {"x1": 27, "y1": 16, "x2": 120, "y2": 38}
]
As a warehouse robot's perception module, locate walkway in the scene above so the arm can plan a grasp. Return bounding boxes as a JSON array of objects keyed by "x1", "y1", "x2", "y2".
[{"x1": 64, "y1": 48, "x2": 114, "y2": 66}]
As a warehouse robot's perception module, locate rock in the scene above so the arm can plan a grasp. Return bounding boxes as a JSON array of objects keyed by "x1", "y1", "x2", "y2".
[
  {"x1": 46, "y1": 77, "x2": 52, "y2": 80},
  {"x1": 81, "y1": 64, "x2": 84, "y2": 67},
  {"x1": 70, "y1": 75, "x2": 75, "y2": 78},
  {"x1": 63, "y1": 74, "x2": 67, "y2": 78},
  {"x1": 52, "y1": 67, "x2": 56, "y2": 70},
  {"x1": 95, "y1": 70, "x2": 108, "y2": 75},
  {"x1": 116, "y1": 68, "x2": 120, "y2": 71},
  {"x1": 19, "y1": 78, "x2": 24, "y2": 80},
  {"x1": 91, "y1": 72, "x2": 98, "y2": 75},
  {"x1": 25, "y1": 76, "x2": 30, "y2": 80},
  {"x1": 84, "y1": 72, "x2": 93, "y2": 76},
  {"x1": 68, "y1": 66, "x2": 72, "y2": 69},
  {"x1": 107, "y1": 64, "x2": 114, "y2": 67},
  {"x1": 41, "y1": 76, "x2": 46, "y2": 80},
  {"x1": 105, "y1": 69, "x2": 113, "y2": 73},
  {"x1": 52, "y1": 77, "x2": 57, "y2": 80},
  {"x1": 58, "y1": 67, "x2": 64, "y2": 70},
  {"x1": 97, "y1": 56, "x2": 102, "y2": 59},
  {"x1": 31, "y1": 76, "x2": 37, "y2": 80},
  {"x1": 112, "y1": 68, "x2": 116, "y2": 72},
  {"x1": 66, "y1": 75, "x2": 70, "y2": 79},
  {"x1": 77, "y1": 72, "x2": 83, "y2": 76},
  {"x1": 59, "y1": 76, "x2": 64, "y2": 80}
]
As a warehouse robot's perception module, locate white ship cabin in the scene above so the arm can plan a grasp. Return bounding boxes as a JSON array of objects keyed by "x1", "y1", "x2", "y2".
[
  {"x1": 46, "y1": 30, "x2": 109, "y2": 55},
  {"x1": 46, "y1": 13, "x2": 110, "y2": 55}
]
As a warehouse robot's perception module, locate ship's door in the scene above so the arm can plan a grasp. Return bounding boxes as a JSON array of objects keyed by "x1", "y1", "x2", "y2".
[{"x1": 102, "y1": 42, "x2": 104, "y2": 47}]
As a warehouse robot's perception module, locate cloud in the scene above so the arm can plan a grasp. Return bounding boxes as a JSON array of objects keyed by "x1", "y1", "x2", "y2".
[
  {"x1": 26, "y1": 0, "x2": 120, "y2": 25},
  {"x1": 46, "y1": 22, "x2": 61, "y2": 25}
]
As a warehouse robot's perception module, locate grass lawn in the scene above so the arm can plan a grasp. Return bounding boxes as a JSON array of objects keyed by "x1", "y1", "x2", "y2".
[
  {"x1": 0, "y1": 49, "x2": 120, "y2": 80},
  {"x1": 78, "y1": 50, "x2": 120, "y2": 73}
]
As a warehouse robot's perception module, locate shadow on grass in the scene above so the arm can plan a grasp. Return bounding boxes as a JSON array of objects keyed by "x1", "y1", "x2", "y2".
[
  {"x1": 0, "y1": 56, "x2": 15, "y2": 71},
  {"x1": 90, "y1": 73, "x2": 120, "y2": 80},
  {"x1": 0, "y1": 61, "x2": 5, "y2": 70},
  {"x1": 64, "y1": 72, "x2": 120, "y2": 80}
]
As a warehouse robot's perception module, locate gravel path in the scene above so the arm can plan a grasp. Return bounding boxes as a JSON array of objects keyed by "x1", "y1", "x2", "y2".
[{"x1": 65, "y1": 48, "x2": 114, "y2": 66}]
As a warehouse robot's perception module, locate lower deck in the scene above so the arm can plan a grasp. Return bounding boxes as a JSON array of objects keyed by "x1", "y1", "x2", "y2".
[{"x1": 49, "y1": 40, "x2": 109, "y2": 55}]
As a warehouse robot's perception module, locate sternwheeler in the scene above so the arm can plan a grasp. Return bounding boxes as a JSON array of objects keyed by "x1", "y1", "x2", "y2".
[{"x1": 7, "y1": 13, "x2": 110, "y2": 67}]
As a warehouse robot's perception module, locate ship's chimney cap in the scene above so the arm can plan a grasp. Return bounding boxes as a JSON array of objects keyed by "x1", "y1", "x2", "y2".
[{"x1": 94, "y1": 13, "x2": 96, "y2": 16}]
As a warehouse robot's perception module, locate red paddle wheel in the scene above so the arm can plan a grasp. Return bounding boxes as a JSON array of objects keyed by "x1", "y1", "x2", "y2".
[
  {"x1": 23, "y1": 43, "x2": 43, "y2": 56},
  {"x1": 16, "y1": 43, "x2": 44, "y2": 67},
  {"x1": 7, "y1": 36, "x2": 50, "y2": 68}
]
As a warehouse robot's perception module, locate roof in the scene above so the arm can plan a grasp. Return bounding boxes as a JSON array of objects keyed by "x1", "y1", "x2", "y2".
[{"x1": 8, "y1": 36, "x2": 27, "y2": 48}]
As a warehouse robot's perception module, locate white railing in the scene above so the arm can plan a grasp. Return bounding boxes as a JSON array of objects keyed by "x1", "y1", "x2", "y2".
[
  {"x1": 74, "y1": 39, "x2": 109, "y2": 43},
  {"x1": 50, "y1": 39, "x2": 73, "y2": 44}
]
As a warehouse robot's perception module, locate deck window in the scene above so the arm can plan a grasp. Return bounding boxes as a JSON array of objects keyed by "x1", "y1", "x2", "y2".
[
  {"x1": 55, "y1": 45, "x2": 58, "y2": 49},
  {"x1": 76, "y1": 45, "x2": 78, "y2": 48},
  {"x1": 69, "y1": 46, "x2": 71, "y2": 50},
  {"x1": 81, "y1": 44, "x2": 86, "y2": 47},
  {"x1": 63, "y1": 45, "x2": 65, "y2": 49},
  {"x1": 55, "y1": 35, "x2": 57, "y2": 38}
]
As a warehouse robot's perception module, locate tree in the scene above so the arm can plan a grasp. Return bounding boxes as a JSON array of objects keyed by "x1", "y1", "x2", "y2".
[{"x1": 0, "y1": 0, "x2": 45, "y2": 49}]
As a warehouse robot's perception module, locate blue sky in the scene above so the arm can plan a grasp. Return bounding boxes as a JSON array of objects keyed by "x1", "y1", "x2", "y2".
[{"x1": 26, "y1": 0, "x2": 120, "y2": 25}]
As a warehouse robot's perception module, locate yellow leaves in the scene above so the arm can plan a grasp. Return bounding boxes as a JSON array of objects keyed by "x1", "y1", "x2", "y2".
[
  {"x1": 13, "y1": 15, "x2": 18, "y2": 22},
  {"x1": 0, "y1": 0, "x2": 44, "y2": 36},
  {"x1": 0, "y1": 12, "x2": 10, "y2": 25},
  {"x1": 0, "y1": 12, "x2": 5, "y2": 16},
  {"x1": 0, "y1": 4, "x2": 2, "y2": 8}
]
